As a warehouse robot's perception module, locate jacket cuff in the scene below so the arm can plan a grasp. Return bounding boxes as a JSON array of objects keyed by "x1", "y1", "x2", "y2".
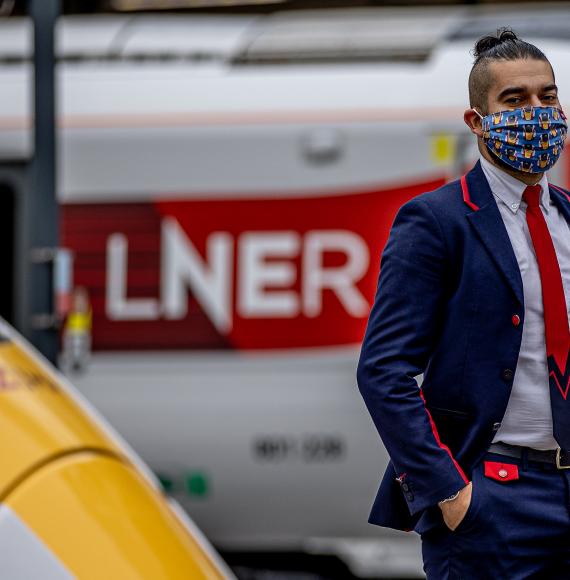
[{"x1": 400, "y1": 474, "x2": 469, "y2": 516}]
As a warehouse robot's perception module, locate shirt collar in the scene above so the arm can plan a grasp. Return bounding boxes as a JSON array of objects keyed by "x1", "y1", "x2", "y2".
[{"x1": 479, "y1": 155, "x2": 551, "y2": 214}]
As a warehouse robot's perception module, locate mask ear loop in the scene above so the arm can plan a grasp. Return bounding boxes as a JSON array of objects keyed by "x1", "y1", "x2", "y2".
[{"x1": 471, "y1": 109, "x2": 486, "y2": 140}]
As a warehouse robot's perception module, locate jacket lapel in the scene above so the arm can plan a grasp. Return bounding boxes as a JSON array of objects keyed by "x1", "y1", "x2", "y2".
[
  {"x1": 464, "y1": 161, "x2": 524, "y2": 306},
  {"x1": 549, "y1": 185, "x2": 570, "y2": 225}
]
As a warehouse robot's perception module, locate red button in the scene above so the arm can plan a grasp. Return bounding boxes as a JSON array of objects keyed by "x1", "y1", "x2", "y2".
[{"x1": 512, "y1": 314, "x2": 521, "y2": 326}]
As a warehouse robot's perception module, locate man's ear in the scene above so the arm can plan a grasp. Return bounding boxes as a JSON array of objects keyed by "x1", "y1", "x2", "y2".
[{"x1": 464, "y1": 108, "x2": 484, "y2": 137}]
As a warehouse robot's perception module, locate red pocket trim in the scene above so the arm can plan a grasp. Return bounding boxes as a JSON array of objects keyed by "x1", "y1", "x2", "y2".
[{"x1": 484, "y1": 461, "x2": 519, "y2": 482}]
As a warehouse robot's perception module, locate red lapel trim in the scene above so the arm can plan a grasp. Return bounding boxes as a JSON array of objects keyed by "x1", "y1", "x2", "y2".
[{"x1": 461, "y1": 175, "x2": 480, "y2": 211}]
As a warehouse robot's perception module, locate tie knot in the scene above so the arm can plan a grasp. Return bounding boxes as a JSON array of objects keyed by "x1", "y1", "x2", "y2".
[{"x1": 523, "y1": 185, "x2": 542, "y2": 208}]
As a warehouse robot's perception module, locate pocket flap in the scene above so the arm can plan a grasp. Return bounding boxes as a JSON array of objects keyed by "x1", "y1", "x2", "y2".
[{"x1": 484, "y1": 461, "x2": 519, "y2": 482}]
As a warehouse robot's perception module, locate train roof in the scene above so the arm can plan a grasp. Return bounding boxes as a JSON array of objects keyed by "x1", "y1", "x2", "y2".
[{"x1": 0, "y1": 4, "x2": 568, "y2": 65}]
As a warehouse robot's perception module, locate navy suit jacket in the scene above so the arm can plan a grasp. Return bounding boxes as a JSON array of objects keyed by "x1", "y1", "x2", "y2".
[{"x1": 357, "y1": 160, "x2": 570, "y2": 534}]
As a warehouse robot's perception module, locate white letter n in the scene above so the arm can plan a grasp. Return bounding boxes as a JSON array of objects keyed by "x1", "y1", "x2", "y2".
[{"x1": 161, "y1": 217, "x2": 232, "y2": 333}]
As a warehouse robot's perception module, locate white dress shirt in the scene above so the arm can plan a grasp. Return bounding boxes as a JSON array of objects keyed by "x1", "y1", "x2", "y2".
[{"x1": 480, "y1": 156, "x2": 570, "y2": 450}]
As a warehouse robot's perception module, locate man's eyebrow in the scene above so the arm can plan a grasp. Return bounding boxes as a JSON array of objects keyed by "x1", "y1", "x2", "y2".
[
  {"x1": 496, "y1": 84, "x2": 559, "y2": 100},
  {"x1": 496, "y1": 86, "x2": 525, "y2": 100}
]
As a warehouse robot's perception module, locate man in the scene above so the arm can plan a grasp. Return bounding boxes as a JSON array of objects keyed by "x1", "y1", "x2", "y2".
[{"x1": 357, "y1": 29, "x2": 570, "y2": 578}]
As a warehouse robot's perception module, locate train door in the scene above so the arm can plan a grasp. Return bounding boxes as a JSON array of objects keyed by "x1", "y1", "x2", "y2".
[{"x1": 0, "y1": 164, "x2": 27, "y2": 328}]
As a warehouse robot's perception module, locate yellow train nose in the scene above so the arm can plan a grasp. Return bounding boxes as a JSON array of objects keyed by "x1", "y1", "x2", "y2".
[{"x1": 0, "y1": 325, "x2": 231, "y2": 579}]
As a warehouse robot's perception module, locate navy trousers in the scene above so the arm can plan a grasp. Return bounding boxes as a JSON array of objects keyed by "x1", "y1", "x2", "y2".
[{"x1": 421, "y1": 451, "x2": 570, "y2": 579}]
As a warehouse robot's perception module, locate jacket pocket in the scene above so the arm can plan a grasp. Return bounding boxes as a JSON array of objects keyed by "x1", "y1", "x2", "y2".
[{"x1": 429, "y1": 407, "x2": 472, "y2": 456}]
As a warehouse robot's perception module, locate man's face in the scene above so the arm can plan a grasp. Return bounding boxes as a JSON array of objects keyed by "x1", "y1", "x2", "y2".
[
  {"x1": 485, "y1": 58, "x2": 559, "y2": 114},
  {"x1": 463, "y1": 57, "x2": 563, "y2": 181}
]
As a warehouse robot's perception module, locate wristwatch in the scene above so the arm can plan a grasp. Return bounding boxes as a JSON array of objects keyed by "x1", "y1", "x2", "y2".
[{"x1": 438, "y1": 490, "x2": 461, "y2": 506}]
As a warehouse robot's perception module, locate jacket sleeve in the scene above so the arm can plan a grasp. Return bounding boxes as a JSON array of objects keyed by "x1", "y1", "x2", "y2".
[{"x1": 357, "y1": 195, "x2": 469, "y2": 516}]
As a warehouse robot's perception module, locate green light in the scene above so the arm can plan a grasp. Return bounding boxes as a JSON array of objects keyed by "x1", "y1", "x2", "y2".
[{"x1": 185, "y1": 472, "x2": 209, "y2": 498}]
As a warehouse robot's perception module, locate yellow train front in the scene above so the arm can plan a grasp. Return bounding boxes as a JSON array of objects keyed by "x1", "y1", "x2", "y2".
[{"x1": 0, "y1": 319, "x2": 232, "y2": 579}]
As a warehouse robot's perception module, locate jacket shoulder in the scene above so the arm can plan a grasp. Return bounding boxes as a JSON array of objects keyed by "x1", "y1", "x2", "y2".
[{"x1": 399, "y1": 178, "x2": 467, "y2": 219}]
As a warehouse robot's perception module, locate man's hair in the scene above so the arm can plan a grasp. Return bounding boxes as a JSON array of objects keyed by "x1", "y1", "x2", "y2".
[{"x1": 468, "y1": 28, "x2": 551, "y2": 114}]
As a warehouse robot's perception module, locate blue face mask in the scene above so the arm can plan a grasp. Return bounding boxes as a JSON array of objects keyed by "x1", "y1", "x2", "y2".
[{"x1": 475, "y1": 105, "x2": 567, "y2": 174}]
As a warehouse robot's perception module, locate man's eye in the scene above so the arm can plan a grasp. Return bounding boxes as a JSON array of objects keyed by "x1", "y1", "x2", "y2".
[{"x1": 505, "y1": 97, "x2": 521, "y2": 105}]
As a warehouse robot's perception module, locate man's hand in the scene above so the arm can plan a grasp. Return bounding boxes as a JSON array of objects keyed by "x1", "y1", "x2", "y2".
[{"x1": 439, "y1": 482, "x2": 472, "y2": 531}]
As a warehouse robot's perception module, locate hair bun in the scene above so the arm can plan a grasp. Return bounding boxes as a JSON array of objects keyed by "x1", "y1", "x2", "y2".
[{"x1": 473, "y1": 28, "x2": 519, "y2": 59}]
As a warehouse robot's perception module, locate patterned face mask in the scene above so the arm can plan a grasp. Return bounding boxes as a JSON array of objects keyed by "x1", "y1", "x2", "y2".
[{"x1": 475, "y1": 106, "x2": 567, "y2": 174}]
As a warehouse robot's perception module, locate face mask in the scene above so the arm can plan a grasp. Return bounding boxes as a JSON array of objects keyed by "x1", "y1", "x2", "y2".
[{"x1": 475, "y1": 105, "x2": 567, "y2": 173}]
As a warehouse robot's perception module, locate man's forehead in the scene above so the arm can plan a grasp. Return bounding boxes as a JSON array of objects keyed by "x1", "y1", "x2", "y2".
[{"x1": 487, "y1": 59, "x2": 555, "y2": 93}]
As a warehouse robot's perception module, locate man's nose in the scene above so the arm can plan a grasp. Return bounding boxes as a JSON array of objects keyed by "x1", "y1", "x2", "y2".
[{"x1": 529, "y1": 95, "x2": 543, "y2": 107}]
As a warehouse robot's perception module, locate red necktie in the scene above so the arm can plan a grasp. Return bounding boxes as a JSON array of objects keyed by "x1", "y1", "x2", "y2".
[{"x1": 523, "y1": 185, "x2": 570, "y2": 446}]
